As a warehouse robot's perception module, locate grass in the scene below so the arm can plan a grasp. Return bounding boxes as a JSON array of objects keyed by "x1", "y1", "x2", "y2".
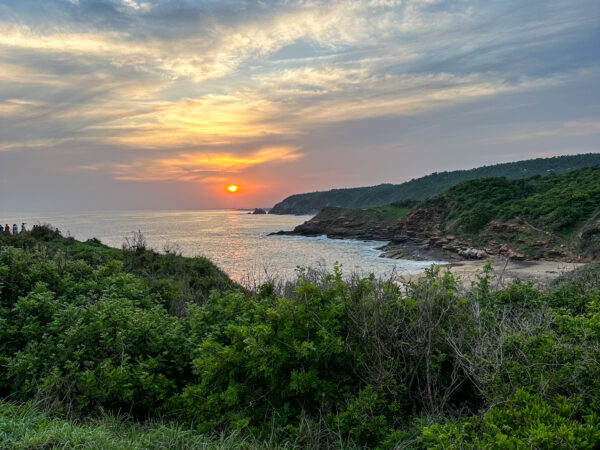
[
  {"x1": 0, "y1": 400, "x2": 366, "y2": 449},
  {"x1": 0, "y1": 401, "x2": 280, "y2": 450}
]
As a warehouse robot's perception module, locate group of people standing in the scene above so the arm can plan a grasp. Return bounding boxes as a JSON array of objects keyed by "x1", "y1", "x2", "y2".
[{"x1": 1, "y1": 223, "x2": 26, "y2": 235}]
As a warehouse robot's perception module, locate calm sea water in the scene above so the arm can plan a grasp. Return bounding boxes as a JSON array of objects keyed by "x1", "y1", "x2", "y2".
[{"x1": 4, "y1": 210, "x2": 444, "y2": 283}]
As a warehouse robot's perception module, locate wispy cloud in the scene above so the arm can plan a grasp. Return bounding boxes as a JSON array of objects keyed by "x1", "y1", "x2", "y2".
[
  {"x1": 0, "y1": 0, "x2": 598, "y2": 209},
  {"x1": 112, "y1": 146, "x2": 303, "y2": 181}
]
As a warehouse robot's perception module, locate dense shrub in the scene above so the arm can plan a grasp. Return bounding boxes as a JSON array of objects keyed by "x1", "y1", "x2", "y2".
[
  {"x1": 1, "y1": 233, "x2": 599, "y2": 447},
  {"x1": 423, "y1": 389, "x2": 600, "y2": 449},
  {"x1": 429, "y1": 167, "x2": 600, "y2": 235},
  {"x1": 0, "y1": 246, "x2": 192, "y2": 417}
]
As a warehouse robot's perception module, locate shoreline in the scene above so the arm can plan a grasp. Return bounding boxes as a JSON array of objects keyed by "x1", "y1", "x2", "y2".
[
  {"x1": 404, "y1": 258, "x2": 585, "y2": 288},
  {"x1": 273, "y1": 232, "x2": 588, "y2": 285}
]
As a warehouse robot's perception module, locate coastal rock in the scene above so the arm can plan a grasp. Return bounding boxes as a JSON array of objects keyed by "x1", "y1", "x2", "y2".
[
  {"x1": 252, "y1": 208, "x2": 267, "y2": 214},
  {"x1": 458, "y1": 247, "x2": 487, "y2": 259},
  {"x1": 489, "y1": 221, "x2": 522, "y2": 234},
  {"x1": 288, "y1": 206, "x2": 394, "y2": 240}
]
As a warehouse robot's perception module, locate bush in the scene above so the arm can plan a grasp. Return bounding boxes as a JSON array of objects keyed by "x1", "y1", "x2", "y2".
[
  {"x1": 423, "y1": 390, "x2": 600, "y2": 449},
  {"x1": 425, "y1": 167, "x2": 600, "y2": 237},
  {"x1": 1, "y1": 233, "x2": 600, "y2": 447}
]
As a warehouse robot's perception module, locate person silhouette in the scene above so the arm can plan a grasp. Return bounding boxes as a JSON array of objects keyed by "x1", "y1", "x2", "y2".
[
  {"x1": 21, "y1": 223, "x2": 26, "y2": 233},
  {"x1": 4, "y1": 224, "x2": 10, "y2": 235}
]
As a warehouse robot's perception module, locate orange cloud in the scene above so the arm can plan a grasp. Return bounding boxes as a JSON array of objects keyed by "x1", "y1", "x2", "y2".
[
  {"x1": 102, "y1": 94, "x2": 292, "y2": 149},
  {"x1": 112, "y1": 146, "x2": 303, "y2": 181}
]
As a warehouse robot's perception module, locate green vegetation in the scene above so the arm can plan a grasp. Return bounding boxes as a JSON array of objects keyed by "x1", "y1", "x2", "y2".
[
  {"x1": 1, "y1": 228, "x2": 600, "y2": 447},
  {"x1": 551, "y1": 262, "x2": 600, "y2": 290},
  {"x1": 423, "y1": 390, "x2": 600, "y2": 449},
  {"x1": 0, "y1": 401, "x2": 269, "y2": 449},
  {"x1": 290, "y1": 168, "x2": 600, "y2": 261},
  {"x1": 270, "y1": 153, "x2": 600, "y2": 214},
  {"x1": 431, "y1": 167, "x2": 600, "y2": 233},
  {"x1": 420, "y1": 167, "x2": 600, "y2": 258},
  {"x1": 4, "y1": 226, "x2": 239, "y2": 313}
]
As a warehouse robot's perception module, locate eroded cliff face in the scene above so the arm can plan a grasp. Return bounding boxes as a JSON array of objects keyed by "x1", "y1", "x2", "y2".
[
  {"x1": 387, "y1": 206, "x2": 583, "y2": 261},
  {"x1": 277, "y1": 205, "x2": 594, "y2": 262}
]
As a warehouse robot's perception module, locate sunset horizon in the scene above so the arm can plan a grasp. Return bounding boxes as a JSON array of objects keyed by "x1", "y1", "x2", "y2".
[{"x1": 1, "y1": 0, "x2": 599, "y2": 212}]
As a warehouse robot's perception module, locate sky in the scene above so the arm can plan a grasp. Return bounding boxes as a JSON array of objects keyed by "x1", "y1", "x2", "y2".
[{"x1": 0, "y1": 0, "x2": 599, "y2": 212}]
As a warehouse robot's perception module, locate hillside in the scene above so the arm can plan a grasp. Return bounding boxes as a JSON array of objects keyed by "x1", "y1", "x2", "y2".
[
  {"x1": 285, "y1": 167, "x2": 600, "y2": 261},
  {"x1": 270, "y1": 153, "x2": 600, "y2": 214},
  {"x1": 2, "y1": 228, "x2": 600, "y2": 447},
  {"x1": 0, "y1": 225, "x2": 240, "y2": 311}
]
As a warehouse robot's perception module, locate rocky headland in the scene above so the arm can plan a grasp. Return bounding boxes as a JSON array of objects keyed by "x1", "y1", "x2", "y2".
[{"x1": 273, "y1": 168, "x2": 600, "y2": 263}]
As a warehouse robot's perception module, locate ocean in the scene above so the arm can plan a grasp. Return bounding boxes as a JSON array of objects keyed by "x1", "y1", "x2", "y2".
[{"x1": 4, "y1": 210, "x2": 444, "y2": 283}]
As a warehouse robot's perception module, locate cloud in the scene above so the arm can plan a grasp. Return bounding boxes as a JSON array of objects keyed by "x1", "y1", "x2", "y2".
[
  {"x1": 112, "y1": 146, "x2": 303, "y2": 181},
  {"x1": 260, "y1": 69, "x2": 568, "y2": 125},
  {"x1": 0, "y1": 0, "x2": 598, "y2": 206},
  {"x1": 0, "y1": 137, "x2": 78, "y2": 152},
  {"x1": 198, "y1": 176, "x2": 228, "y2": 183},
  {"x1": 101, "y1": 93, "x2": 293, "y2": 149},
  {"x1": 120, "y1": 0, "x2": 152, "y2": 13},
  {"x1": 0, "y1": 0, "x2": 408, "y2": 83}
]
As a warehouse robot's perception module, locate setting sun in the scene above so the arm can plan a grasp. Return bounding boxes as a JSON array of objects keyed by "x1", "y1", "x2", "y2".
[{"x1": 226, "y1": 184, "x2": 239, "y2": 193}]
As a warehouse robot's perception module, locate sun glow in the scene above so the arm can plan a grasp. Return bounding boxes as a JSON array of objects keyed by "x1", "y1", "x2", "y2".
[{"x1": 227, "y1": 184, "x2": 239, "y2": 193}]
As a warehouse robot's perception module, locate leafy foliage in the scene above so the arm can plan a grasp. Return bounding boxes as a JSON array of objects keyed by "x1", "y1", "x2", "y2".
[
  {"x1": 427, "y1": 167, "x2": 600, "y2": 234},
  {"x1": 423, "y1": 390, "x2": 600, "y2": 449},
  {"x1": 1, "y1": 225, "x2": 240, "y2": 313},
  {"x1": 1, "y1": 230, "x2": 599, "y2": 447}
]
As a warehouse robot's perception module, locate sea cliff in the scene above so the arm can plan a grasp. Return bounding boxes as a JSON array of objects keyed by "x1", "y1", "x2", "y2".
[{"x1": 277, "y1": 168, "x2": 600, "y2": 262}]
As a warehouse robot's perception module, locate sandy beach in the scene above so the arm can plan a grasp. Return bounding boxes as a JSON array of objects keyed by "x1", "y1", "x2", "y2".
[{"x1": 405, "y1": 258, "x2": 585, "y2": 288}]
